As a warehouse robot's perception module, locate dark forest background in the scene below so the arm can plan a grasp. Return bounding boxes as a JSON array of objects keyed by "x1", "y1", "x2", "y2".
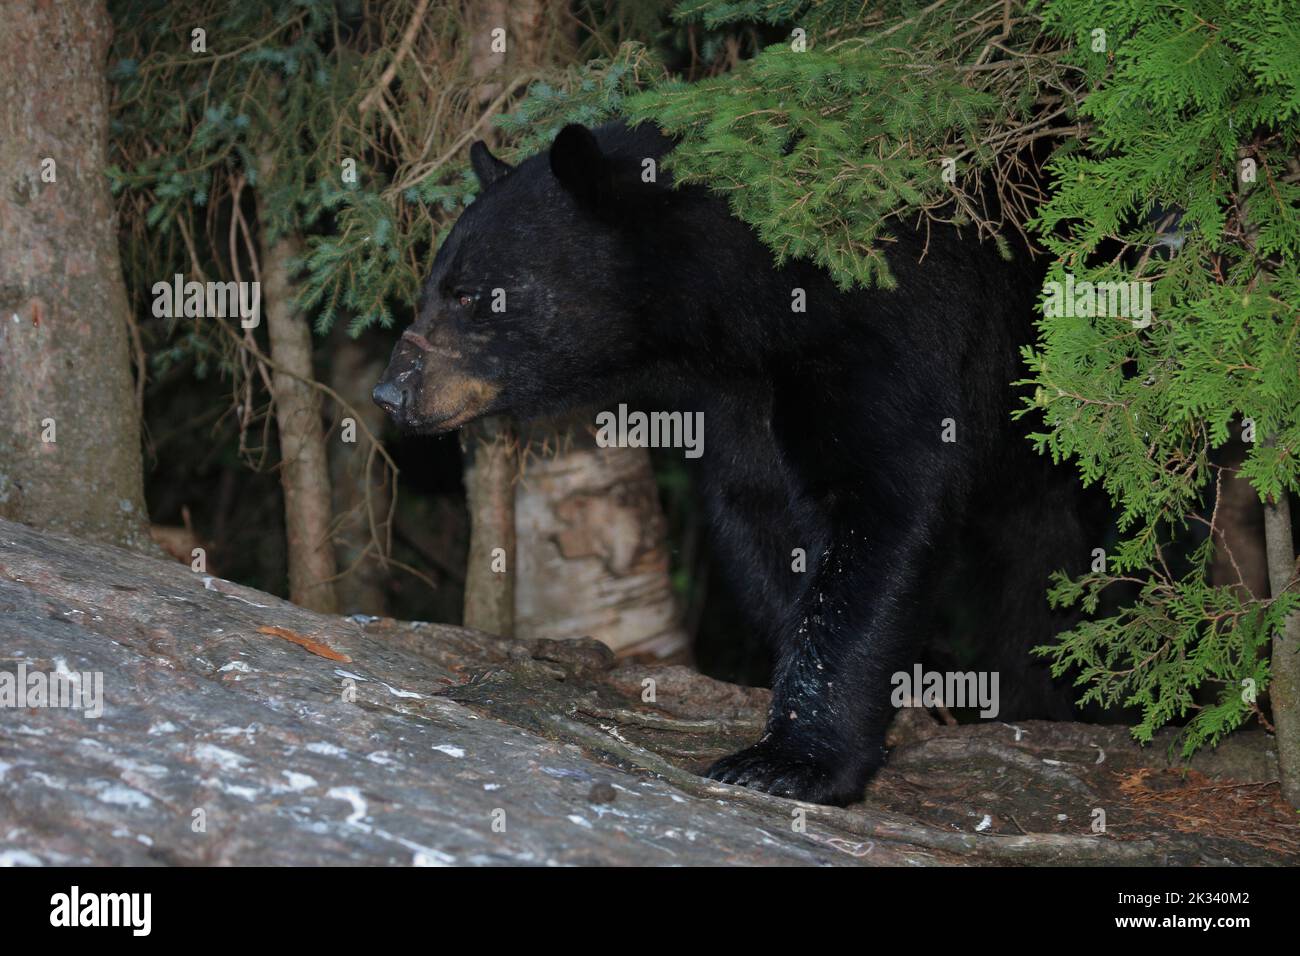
[{"x1": 1, "y1": 0, "x2": 1296, "y2": 803}]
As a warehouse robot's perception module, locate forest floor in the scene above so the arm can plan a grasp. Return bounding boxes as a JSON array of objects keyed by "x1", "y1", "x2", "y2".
[{"x1": 1, "y1": 517, "x2": 1295, "y2": 866}]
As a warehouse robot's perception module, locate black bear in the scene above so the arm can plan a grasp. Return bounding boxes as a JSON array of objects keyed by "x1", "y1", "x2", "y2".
[{"x1": 374, "y1": 122, "x2": 1088, "y2": 806}]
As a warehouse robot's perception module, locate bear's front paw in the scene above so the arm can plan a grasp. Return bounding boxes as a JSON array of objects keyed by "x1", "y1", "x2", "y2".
[{"x1": 705, "y1": 738, "x2": 868, "y2": 806}]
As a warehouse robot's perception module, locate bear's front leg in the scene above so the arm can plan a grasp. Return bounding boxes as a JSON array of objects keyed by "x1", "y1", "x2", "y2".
[{"x1": 706, "y1": 517, "x2": 935, "y2": 805}]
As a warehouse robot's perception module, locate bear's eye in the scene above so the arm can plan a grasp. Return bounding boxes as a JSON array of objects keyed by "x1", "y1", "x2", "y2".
[{"x1": 454, "y1": 291, "x2": 478, "y2": 309}]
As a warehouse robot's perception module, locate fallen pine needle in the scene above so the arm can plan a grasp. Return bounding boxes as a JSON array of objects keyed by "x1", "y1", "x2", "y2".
[{"x1": 257, "y1": 625, "x2": 352, "y2": 663}]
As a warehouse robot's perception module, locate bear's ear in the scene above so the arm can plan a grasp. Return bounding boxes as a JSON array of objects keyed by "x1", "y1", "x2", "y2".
[
  {"x1": 470, "y1": 141, "x2": 512, "y2": 188},
  {"x1": 549, "y1": 124, "x2": 607, "y2": 207}
]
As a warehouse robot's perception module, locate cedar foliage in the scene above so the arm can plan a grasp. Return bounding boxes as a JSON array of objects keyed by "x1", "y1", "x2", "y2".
[{"x1": 1022, "y1": 0, "x2": 1299, "y2": 752}]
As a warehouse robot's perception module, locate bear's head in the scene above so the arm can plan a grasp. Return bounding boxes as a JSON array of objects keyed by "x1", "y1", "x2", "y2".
[{"x1": 373, "y1": 123, "x2": 669, "y2": 434}]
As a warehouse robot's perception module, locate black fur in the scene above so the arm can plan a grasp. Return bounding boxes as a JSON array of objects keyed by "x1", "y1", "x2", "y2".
[{"x1": 375, "y1": 122, "x2": 1090, "y2": 806}]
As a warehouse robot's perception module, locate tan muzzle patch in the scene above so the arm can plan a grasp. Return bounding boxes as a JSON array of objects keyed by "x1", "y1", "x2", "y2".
[{"x1": 419, "y1": 371, "x2": 501, "y2": 429}]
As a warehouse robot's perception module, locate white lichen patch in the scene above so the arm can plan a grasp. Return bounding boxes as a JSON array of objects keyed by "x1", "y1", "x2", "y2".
[
  {"x1": 280, "y1": 771, "x2": 317, "y2": 792},
  {"x1": 327, "y1": 786, "x2": 368, "y2": 825},
  {"x1": 97, "y1": 785, "x2": 153, "y2": 809},
  {"x1": 306, "y1": 741, "x2": 347, "y2": 758},
  {"x1": 199, "y1": 776, "x2": 261, "y2": 801},
  {"x1": 193, "y1": 744, "x2": 247, "y2": 771},
  {"x1": 214, "y1": 724, "x2": 259, "y2": 739},
  {"x1": 0, "y1": 849, "x2": 43, "y2": 867}
]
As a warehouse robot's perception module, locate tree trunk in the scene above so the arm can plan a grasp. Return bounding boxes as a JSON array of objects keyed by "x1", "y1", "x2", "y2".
[
  {"x1": 515, "y1": 420, "x2": 687, "y2": 656},
  {"x1": 1209, "y1": 434, "x2": 1270, "y2": 600},
  {"x1": 457, "y1": 0, "x2": 521, "y2": 635},
  {"x1": 255, "y1": 151, "x2": 338, "y2": 613},
  {"x1": 1262, "y1": 488, "x2": 1300, "y2": 808},
  {"x1": 328, "y1": 333, "x2": 391, "y2": 616},
  {"x1": 462, "y1": 419, "x2": 516, "y2": 635},
  {"x1": 0, "y1": 0, "x2": 152, "y2": 551}
]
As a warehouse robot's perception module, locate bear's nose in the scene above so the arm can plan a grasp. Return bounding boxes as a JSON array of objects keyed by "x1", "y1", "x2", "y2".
[{"x1": 372, "y1": 380, "x2": 405, "y2": 416}]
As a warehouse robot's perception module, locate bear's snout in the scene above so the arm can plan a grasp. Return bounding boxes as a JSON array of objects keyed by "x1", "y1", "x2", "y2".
[{"x1": 372, "y1": 379, "x2": 408, "y2": 418}]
